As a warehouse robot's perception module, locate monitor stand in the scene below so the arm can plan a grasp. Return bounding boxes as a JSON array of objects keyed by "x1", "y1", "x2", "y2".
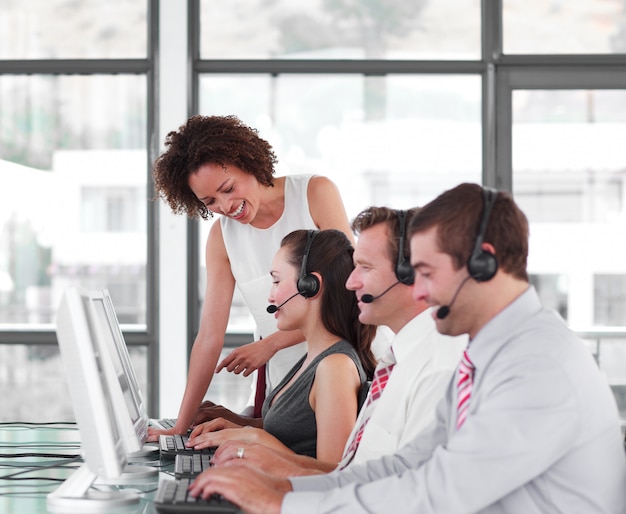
[
  {"x1": 47, "y1": 464, "x2": 139, "y2": 513},
  {"x1": 127, "y1": 442, "x2": 160, "y2": 459},
  {"x1": 113, "y1": 444, "x2": 160, "y2": 483},
  {"x1": 97, "y1": 462, "x2": 158, "y2": 485}
]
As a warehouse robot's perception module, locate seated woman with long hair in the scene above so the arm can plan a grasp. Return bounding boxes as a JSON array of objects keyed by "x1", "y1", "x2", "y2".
[{"x1": 186, "y1": 229, "x2": 376, "y2": 463}]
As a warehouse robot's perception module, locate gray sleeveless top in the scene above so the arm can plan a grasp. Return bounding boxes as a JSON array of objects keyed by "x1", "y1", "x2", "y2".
[{"x1": 261, "y1": 340, "x2": 367, "y2": 458}]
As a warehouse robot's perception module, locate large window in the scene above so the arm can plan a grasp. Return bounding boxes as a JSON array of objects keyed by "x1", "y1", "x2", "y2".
[
  {"x1": 199, "y1": 0, "x2": 481, "y2": 60},
  {"x1": 503, "y1": 0, "x2": 626, "y2": 55},
  {"x1": 2, "y1": 0, "x2": 626, "y2": 423},
  {"x1": 512, "y1": 88, "x2": 626, "y2": 328},
  {"x1": 0, "y1": 0, "x2": 156, "y2": 422},
  {"x1": 193, "y1": 0, "x2": 626, "y2": 419},
  {"x1": 0, "y1": 1, "x2": 147, "y2": 59},
  {"x1": 198, "y1": 73, "x2": 482, "y2": 330}
]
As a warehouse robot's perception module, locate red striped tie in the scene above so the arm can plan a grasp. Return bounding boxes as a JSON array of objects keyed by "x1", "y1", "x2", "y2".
[
  {"x1": 339, "y1": 349, "x2": 396, "y2": 467},
  {"x1": 456, "y1": 350, "x2": 474, "y2": 430}
]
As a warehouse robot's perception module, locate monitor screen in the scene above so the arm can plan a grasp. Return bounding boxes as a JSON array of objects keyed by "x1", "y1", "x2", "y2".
[
  {"x1": 48, "y1": 286, "x2": 149, "y2": 512},
  {"x1": 87, "y1": 290, "x2": 149, "y2": 454},
  {"x1": 54, "y1": 287, "x2": 127, "y2": 480}
]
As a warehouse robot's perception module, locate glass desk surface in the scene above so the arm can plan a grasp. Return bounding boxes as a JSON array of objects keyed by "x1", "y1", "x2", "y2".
[{"x1": 0, "y1": 423, "x2": 171, "y2": 514}]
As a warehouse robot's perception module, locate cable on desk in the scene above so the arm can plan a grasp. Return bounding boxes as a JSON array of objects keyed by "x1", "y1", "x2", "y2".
[
  {"x1": 0, "y1": 421, "x2": 76, "y2": 428},
  {"x1": 0, "y1": 457, "x2": 80, "y2": 501},
  {"x1": 0, "y1": 459, "x2": 162, "y2": 500},
  {"x1": 0, "y1": 441, "x2": 80, "y2": 446},
  {"x1": 0, "y1": 421, "x2": 77, "y2": 426},
  {"x1": 0, "y1": 441, "x2": 80, "y2": 445},
  {"x1": 0, "y1": 452, "x2": 81, "y2": 458},
  {"x1": 0, "y1": 477, "x2": 67, "y2": 486},
  {"x1": 0, "y1": 489, "x2": 62, "y2": 499},
  {"x1": 0, "y1": 455, "x2": 81, "y2": 482},
  {"x1": 0, "y1": 459, "x2": 81, "y2": 472},
  {"x1": 0, "y1": 440, "x2": 81, "y2": 458},
  {"x1": 0, "y1": 479, "x2": 70, "y2": 500}
]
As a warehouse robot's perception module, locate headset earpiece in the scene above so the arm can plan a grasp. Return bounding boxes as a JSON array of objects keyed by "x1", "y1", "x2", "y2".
[
  {"x1": 297, "y1": 230, "x2": 320, "y2": 298},
  {"x1": 395, "y1": 210, "x2": 415, "y2": 285},
  {"x1": 467, "y1": 187, "x2": 498, "y2": 282}
]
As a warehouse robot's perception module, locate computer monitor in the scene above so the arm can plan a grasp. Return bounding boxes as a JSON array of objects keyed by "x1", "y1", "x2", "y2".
[
  {"x1": 87, "y1": 289, "x2": 150, "y2": 455},
  {"x1": 87, "y1": 288, "x2": 175, "y2": 434},
  {"x1": 47, "y1": 286, "x2": 154, "y2": 512}
]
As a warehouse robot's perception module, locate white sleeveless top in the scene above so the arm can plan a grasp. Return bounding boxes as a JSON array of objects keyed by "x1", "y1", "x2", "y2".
[{"x1": 220, "y1": 174, "x2": 316, "y2": 390}]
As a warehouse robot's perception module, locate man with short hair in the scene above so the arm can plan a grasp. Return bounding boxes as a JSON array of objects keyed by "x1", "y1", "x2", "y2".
[
  {"x1": 189, "y1": 184, "x2": 626, "y2": 513},
  {"x1": 339, "y1": 206, "x2": 466, "y2": 467}
]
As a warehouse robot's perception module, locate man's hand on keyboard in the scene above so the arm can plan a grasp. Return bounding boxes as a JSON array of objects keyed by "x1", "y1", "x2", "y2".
[
  {"x1": 212, "y1": 441, "x2": 326, "y2": 479},
  {"x1": 188, "y1": 460, "x2": 291, "y2": 514}
]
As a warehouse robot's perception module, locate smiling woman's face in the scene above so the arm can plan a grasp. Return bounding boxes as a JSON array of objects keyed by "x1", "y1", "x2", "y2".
[{"x1": 188, "y1": 163, "x2": 261, "y2": 224}]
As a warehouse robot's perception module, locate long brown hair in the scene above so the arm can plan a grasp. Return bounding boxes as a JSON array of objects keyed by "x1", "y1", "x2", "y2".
[{"x1": 281, "y1": 229, "x2": 377, "y2": 379}]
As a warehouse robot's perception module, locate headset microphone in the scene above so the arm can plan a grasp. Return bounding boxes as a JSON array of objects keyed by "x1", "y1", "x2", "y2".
[
  {"x1": 266, "y1": 292, "x2": 302, "y2": 314},
  {"x1": 267, "y1": 230, "x2": 320, "y2": 314},
  {"x1": 435, "y1": 305, "x2": 450, "y2": 320},
  {"x1": 361, "y1": 210, "x2": 415, "y2": 305},
  {"x1": 436, "y1": 276, "x2": 472, "y2": 320},
  {"x1": 361, "y1": 281, "x2": 402, "y2": 304},
  {"x1": 437, "y1": 186, "x2": 500, "y2": 320}
]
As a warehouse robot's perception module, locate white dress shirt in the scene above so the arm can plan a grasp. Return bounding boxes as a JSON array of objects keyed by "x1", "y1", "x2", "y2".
[{"x1": 343, "y1": 309, "x2": 466, "y2": 466}]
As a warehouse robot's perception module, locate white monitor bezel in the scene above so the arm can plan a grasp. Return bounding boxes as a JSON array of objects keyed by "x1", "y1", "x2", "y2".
[
  {"x1": 86, "y1": 289, "x2": 149, "y2": 454},
  {"x1": 49, "y1": 286, "x2": 147, "y2": 512},
  {"x1": 54, "y1": 286, "x2": 128, "y2": 479}
]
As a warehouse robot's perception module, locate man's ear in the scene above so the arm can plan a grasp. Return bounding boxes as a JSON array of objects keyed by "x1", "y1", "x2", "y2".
[{"x1": 482, "y1": 242, "x2": 496, "y2": 255}]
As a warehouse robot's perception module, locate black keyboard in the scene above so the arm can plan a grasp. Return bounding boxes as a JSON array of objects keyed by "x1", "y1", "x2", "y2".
[
  {"x1": 154, "y1": 478, "x2": 241, "y2": 513},
  {"x1": 159, "y1": 434, "x2": 216, "y2": 460},
  {"x1": 157, "y1": 418, "x2": 177, "y2": 430},
  {"x1": 175, "y1": 453, "x2": 213, "y2": 477}
]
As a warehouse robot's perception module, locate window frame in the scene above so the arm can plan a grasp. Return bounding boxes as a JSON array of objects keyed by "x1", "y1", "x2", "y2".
[
  {"x1": 3, "y1": 0, "x2": 626, "y2": 420},
  {"x1": 0, "y1": 0, "x2": 160, "y2": 416},
  {"x1": 187, "y1": 0, "x2": 626, "y2": 379}
]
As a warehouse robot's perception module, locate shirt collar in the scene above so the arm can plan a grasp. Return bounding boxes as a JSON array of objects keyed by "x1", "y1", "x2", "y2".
[
  {"x1": 466, "y1": 285, "x2": 541, "y2": 367},
  {"x1": 391, "y1": 309, "x2": 439, "y2": 363}
]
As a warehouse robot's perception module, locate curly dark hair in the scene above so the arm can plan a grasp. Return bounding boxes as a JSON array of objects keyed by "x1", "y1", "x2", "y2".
[{"x1": 152, "y1": 115, "x2": 278, "y2": 220}]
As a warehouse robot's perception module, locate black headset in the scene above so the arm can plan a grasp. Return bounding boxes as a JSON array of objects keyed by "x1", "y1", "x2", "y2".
[
  {"x1": 296, "y1": 230, "x2": 321, "y2": 298},
  {"x1": 467, "y1": 187, "x2": 499, "y2": 282},
  {"x1": 395, "y1": 210, "x2": 415, "y2": 285}
]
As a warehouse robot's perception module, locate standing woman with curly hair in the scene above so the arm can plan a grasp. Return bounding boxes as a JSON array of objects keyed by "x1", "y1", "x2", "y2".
[{"x1": 148, "y1": 115, "x2": 355, "y2": 440}]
